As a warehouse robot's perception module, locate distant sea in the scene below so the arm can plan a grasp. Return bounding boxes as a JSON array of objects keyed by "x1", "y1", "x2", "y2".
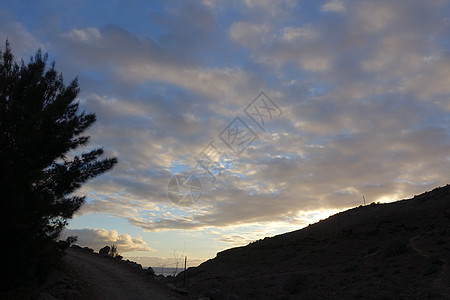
[{"x1": 146, "y1": 267, "x2": 184, "y2": 276}]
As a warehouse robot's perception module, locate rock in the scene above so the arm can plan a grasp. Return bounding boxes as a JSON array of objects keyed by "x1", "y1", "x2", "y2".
[
  {"x1": 99, "y1": 246, "x2": 110, "y2": 256},
  {"x1": 155, "y1": 274, "x2": 166, "y2": 281},
  {"x1": 70, "y1": 244, "x2": 82, "y2": 249},
  {"x1": 82, "y1": 246, "x2": 94, "y2": 252},
  {"x1": 145, "y1": 267, "x2": 155, "y2": 276},
  {"x1": 124, "y1": 260, "x2": 143, "y2": 270}
]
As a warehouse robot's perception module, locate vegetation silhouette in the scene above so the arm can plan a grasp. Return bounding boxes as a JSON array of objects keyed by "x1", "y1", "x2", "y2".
[
  {"x1": 0, "y1": 41, "x2": 117, "y2": 296},
  {"x1": 109, "y1": 244, "x2": 122, "y2": 259}
]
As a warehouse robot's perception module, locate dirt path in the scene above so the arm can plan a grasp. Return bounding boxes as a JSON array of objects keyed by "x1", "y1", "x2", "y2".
[{"x1": 63, "y1": 248, "x2": 186, "y2": 300}]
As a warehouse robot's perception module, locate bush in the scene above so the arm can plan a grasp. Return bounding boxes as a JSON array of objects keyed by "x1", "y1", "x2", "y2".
[{"x1": 109, "y1": 244, "x2": 121, "y2": 258}]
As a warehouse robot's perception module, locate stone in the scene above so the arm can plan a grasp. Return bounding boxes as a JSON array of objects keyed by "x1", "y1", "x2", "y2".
[
  {"x1": 99, "y1": 246, "x2": 110, "y2": 256},
  {"x1": 145, "y1": 267, "x2": 155, "y2": 276},
  {"x1": 155, "y1": 274, "x2": 165, "y2": 281}
]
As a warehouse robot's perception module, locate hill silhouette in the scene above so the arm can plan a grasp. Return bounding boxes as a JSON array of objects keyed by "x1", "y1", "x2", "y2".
[{"x1": 177, "y1": 185, "x2": 450, "y2": 299}]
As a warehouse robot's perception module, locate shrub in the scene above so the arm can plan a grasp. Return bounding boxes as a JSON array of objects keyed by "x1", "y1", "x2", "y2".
[{"x1": 109, "y1": 244, "x2": 121, "y2": 258}]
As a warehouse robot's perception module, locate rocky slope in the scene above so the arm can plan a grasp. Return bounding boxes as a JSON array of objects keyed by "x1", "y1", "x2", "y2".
[{"x1": 176, "y1": 185, "x2": 450, "y2": 299}]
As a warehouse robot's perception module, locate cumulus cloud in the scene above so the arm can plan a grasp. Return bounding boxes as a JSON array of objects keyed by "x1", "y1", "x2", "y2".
[{"x1": 60, "y1": 228, "x2": 156, "y2": 253}]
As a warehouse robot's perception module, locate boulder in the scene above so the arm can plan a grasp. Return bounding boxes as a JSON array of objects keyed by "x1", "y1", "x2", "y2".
[
  {"x1": 125, "y1": 260, "x2": 143, "y2": 270},
  {"x1": 155, "y1": 274, "x2": 165, "y2": 281},
  {"x1": 145, "y1": 267, "x2": 155, "y2": 276},
  {"x1": 99, "y1": 246, "x2": 110, "y2": 256}
]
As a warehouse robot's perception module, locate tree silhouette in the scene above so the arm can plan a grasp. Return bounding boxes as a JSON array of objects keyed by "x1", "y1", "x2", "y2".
[
  {"x1": 0, "y1": 41, "x2": 118, "y2": 293},
  {"x1": 109, "y1": 244, "x2": 121, "y2": 258}
]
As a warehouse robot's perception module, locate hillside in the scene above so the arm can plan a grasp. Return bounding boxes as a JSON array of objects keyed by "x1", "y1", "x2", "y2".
[{"x1": 176, "y1": 185, "x2": 450, "y2": 299}]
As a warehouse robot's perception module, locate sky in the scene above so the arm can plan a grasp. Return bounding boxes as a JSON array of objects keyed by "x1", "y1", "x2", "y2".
[{"x1": 1, "y1": 0, "x2": 450, "y2": 268}]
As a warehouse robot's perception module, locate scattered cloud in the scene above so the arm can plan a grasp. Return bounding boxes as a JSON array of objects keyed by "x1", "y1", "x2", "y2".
[
  {"x1": 61, "y1": 228, "x2": 156, "y2": 253},
  {"x1": 1, "y1": 0, "x2": 449, "y2": 242}
]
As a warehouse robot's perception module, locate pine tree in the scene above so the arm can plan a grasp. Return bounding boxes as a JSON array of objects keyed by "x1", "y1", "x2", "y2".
[{"x1": 0, "y1": 41, "x2": 118, "y2": 293}]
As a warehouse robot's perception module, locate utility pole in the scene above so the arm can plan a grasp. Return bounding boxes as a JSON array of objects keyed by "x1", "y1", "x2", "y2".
[{"x1": 363, "y1": 195, "x2": 366, "y2": 206}]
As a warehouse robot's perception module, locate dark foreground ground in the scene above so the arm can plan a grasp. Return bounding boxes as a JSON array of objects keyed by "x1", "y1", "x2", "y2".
[{"x1": 39, "y1": 248, "x2": 187, "y2": 300}]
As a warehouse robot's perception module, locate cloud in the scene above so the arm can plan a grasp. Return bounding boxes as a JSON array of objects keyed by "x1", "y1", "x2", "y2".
[
  {"x1": 229, "y1": 21, "x2": 273, "y2": 46},
  {"x1": 242, "y1": 0, "x2": 297, "y2": 15},
  {"x1": 401, "y1": 56, "x2": 450, "y2": 100},
  {"x1": 0, "y1": 10, "x2": 45, "y2": 57},
  {"x1": 281, "y1": 26, "x2": 318, "y2": 42},
  {"x1": 74, "y1": 0, "x2": 450, "y2": 235},
  {"x1": 321, "y1": 0, "x2": 346, "y2": 13},
  {"x1": 354, "y1": 2, "x2": 396, "y2": 33},
  {"x1": 3, "y1": 0, "x2": 450, "y2": 239},
  {"x1": 60, "y1": 228, "x2": 156, "y2": 253},
  {"x1": 123, "y1": 63, "x2": 251, "y2": 99},
  {"x1": 63, "y1": 27, "x2": 101, "y2": 43},
  {"x1": 55, "y1": 23, "x2": 259, "y2": 104}
]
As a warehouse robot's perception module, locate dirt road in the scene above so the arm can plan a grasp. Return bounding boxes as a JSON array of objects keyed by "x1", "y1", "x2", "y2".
[{"x1": 63, "y1": 248, "x2": 186, "y2": 300}]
